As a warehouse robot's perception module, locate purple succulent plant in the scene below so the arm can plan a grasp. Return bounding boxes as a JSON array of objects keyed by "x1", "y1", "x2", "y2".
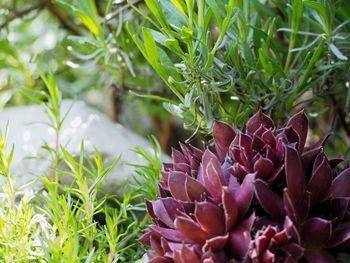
[
  {"x1": 247, "y1": 217, "x2": 303, "y2": 263},
  {"x1": 140, "y1": 149, "x2": 255, "y2": 262},
  {"x1": 140, "y1": 110, "x2": 350, "y2": 263},
  {"x1": 223, "y1": 110, "x2": 307, "y2": 182}
]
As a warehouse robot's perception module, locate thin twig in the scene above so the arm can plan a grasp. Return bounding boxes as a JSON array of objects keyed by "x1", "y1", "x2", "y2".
[
  {"x1": 0, "y1": 0, "x2": 48, "y2": 30},
  {"x1": 118, "y1": 84, "x2": 173, "y2": 98}
]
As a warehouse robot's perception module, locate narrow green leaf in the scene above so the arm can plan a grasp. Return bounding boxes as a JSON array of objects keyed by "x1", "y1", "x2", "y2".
[
  {"x1": 329, "y1": 43, "x2": 348, "y2": 60},
  {"x1": 296, "y1": 38, "x2": 325, "y2": 94},
  {"x1": 206, "y1": 0, "x2": 224, "y2": 25},
  {"x1": 129, "y1": 91, "x2": 176, "y2": 104}
]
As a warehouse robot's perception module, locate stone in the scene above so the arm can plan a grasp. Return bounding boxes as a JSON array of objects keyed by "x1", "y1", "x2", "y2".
[
  {"x1": 135, "y1": 253, "x2": 149, "y2": 263},
  {"x1": 0, "y1": 100, "x2": 164, "y2": 194}
]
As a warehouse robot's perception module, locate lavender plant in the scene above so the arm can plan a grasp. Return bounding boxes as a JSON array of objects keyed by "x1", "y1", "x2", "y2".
[
  {"x1": 129, "y1": 0, "x2": 350, "y2": 142},
  {"x1": 141, "y1": 111, "x2": 350, "y2": 262}
]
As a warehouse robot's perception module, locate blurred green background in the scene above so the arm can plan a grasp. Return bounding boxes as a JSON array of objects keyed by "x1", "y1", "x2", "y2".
[{"x1": 1, "y1": 0, "x2": 350, "y2": 157}]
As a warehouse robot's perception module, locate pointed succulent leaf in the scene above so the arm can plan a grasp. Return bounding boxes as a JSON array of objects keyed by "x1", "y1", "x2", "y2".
[
  {"x1": 307, "y1": 155, "x2": 332, "y2": 203},
  {"x1": 268, "y1": 164, "x2": 284, "y2": 182},
  {"x1": 254, "y1": 157, "x2": 274, "y2": 178},
  {"x1": 284, "y1": 216, "x2": 301, "y2": 242},
  {"x1": 222, "y1": 187, "x2": 238, "y2": 231},
  {"x1": 172, "y1": 148, "x2": 188, "y2": 164},
  {"x1": 329, "y1": 168, "x2": 350, "y2": 198},
  {"x1": 255, "y1": 179, "x2": 285, "y2": 220},
  {"x1": 173, "y1": 250, "x2": 183, "y2": 263},
  {"x1": 235, "y1": 173, "x2": 255, "y2": 218},
  {"x1": 151, "y1": 225, "x2": 192, "y2": 243},
  {"x1": 312, "y1": 150, "x2": 325, "y2": 171},
  {"x1": 203, "y1": 234, "x2": 229, "y2": 252},
  {"x1": 303, "y1": 249, "x2": 338, "y2": 263},
  {"x1": 177, "y1": 245, "x2": 201, "y2": 263},
  {"x1": 301, "y1": 217, "x2": 332, "y2": 247},
  {"x1": 283, "y1": 190, "x2": 298, "y2": 223},
  {"x1": 179, "y1": 142, "x2": 191, "y2": 158},
  {"x1": 302, "y1": 135, "x2": 329, "y2": 170},
  {"x1": 203, "y1": 255, "x2": 216, "y2": 263},
  {"x1": 261, "y1": 129, "x2": 276, "y2": 148},
  {"x1": 326, "y1": 222, "x2": 350, "y2": 248},
  {"x1": 285, "y1": 145, "x2": 305, "y2": 203},
  {"x1": 246, "y1": 110, "x2": 275, "y2": 134},
  {"x1": 229, "y1": 163, "x2": 249, "y2": 179},
  {"x1": 168, "y1": 171, "x2": 191, "y2": 201},
  {"x1": 189, "y1": 145, "x2": 204, "y2": 160},
  {"x1": 228, "y1": 226, "x2": 251, "y2": 258},
  {"x1": 174, "y1": 216, "x2": 212, "y2": 244},
  {"x1": 284, "y1": 243, "x2": 304, "y2": 259},
  {"x1": 202, "y1": 150, "x2": 225, "y2": 201},
  {"x1": 251, "y1": 135, "x2": 265, "y2": 152},
  {"x1": 331, "y1": 198, "x2": 349, "y2": 222},
  {"x1": 164, "y1": 240, "x2": 185, "y2": 252},
  {"x1": 228, "y1": 214, "x2": 255, "y2": 258},
  {"x1": 185, "y1": 176, "x2": 208, "y2": 201},
  {"x1": 152, "y1": 198, "x2": 184, "y2": 228},
  {"x1": 149, "y1": 256, "x2": 172, "y2": 263},
  {"x1": 283, "y1": 126, "x2": 300, "y2": 146},
  {"x1": 146, "y1": 200, "x2": 157, "y2": 220},
  {"x1": 174, "y1": 162, "x2": 191, "y2": 174},
  {"x1": 139, "y1": 230, "x2": 152, "y2": 246},
  {"x1": 195, "y1": 201, "x2": 225, "y2": 235},
  {"x1": 213, "y1": 120, "x2": 236, "y2": 162},
  {"x1": 300, "y1": 191, "x2": 311, "y2": 222},
  {"x1": 150, "y1": 235, "x2": 164, "y2": 255},
  {"x1": 239, "y1": 133, "x2": 253, "y2": 159},
  {"x1": 254, "y1": 124, "x2": 269, "y2": 138},
  {"x1": 160, "y1": 237, "x2": 171, "y2": 254},
  {"x1": 286, "y1": 110, "x2": 308, "y2": 152}
]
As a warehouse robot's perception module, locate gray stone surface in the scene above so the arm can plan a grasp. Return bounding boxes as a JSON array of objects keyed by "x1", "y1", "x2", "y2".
[
  {"x1": 135, "y1": 254, "x2": 149, "y2": 263},
  {"x1": 0, "y1": 100, "x2": 161, "y2": 193}
]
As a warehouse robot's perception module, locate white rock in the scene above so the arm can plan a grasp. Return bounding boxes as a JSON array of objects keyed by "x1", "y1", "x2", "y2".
[
  {"x1": 135, "y1": 253, "x2": 149, "y2": 263},
  {"x1": 0, "y1": 100, "x2": 162, "y2": 194}
]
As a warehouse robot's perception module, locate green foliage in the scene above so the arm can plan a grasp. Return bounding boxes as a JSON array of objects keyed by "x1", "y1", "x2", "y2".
[
  {"x1": 0, "y1": 127, "x2": 13, "y2": 179},
  {"x1": 131, "y1": 135, "x2": 163, "y2": 200},
  {"x1": 129, "y1": 0, "x2": 350, "y2": 132},
  {"x1": 57, "y1": 0, "x2": 135, "y2": 78},
  {"x1": 1, "y1": 0, "x2": 350, "y2": 260},
  {"x1": 0, "y1": 71, "x2": 162, "y2": 261},
  {"x1": 2, "y1": 1, "x2": 350, "y2": 141},
  {"x1": 0, "y1": 129, "x2": 46, "y2": 262},
  {"x1": 0, "y1": 179, "x2": 49, "y2": 262}
]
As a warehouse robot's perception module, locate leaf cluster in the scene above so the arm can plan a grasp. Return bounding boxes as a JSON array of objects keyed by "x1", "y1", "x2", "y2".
[
  {"x1": 129, "y1": 0, "x2": 350, "y2": 132},
  {"x1": 0, "y1": 71, "x2": 163, "y2": 262}
]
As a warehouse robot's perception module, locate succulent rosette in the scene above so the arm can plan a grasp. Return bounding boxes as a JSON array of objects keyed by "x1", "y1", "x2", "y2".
[
  {"x1": 140, "y1": 147, "x2": 256, "y2": 262},
  {"x1": 247, "y1": 217, "x2": 303, "y2": 263},
  {"x1": 140, "y1": 110, "x2": 350, "y2": 263},
  {"x1": 223, "y1": 110, "x2": 308, "y2": 182},
  {"x1": 254, "y1": 141, "x2": 350, "y2": 262}
]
